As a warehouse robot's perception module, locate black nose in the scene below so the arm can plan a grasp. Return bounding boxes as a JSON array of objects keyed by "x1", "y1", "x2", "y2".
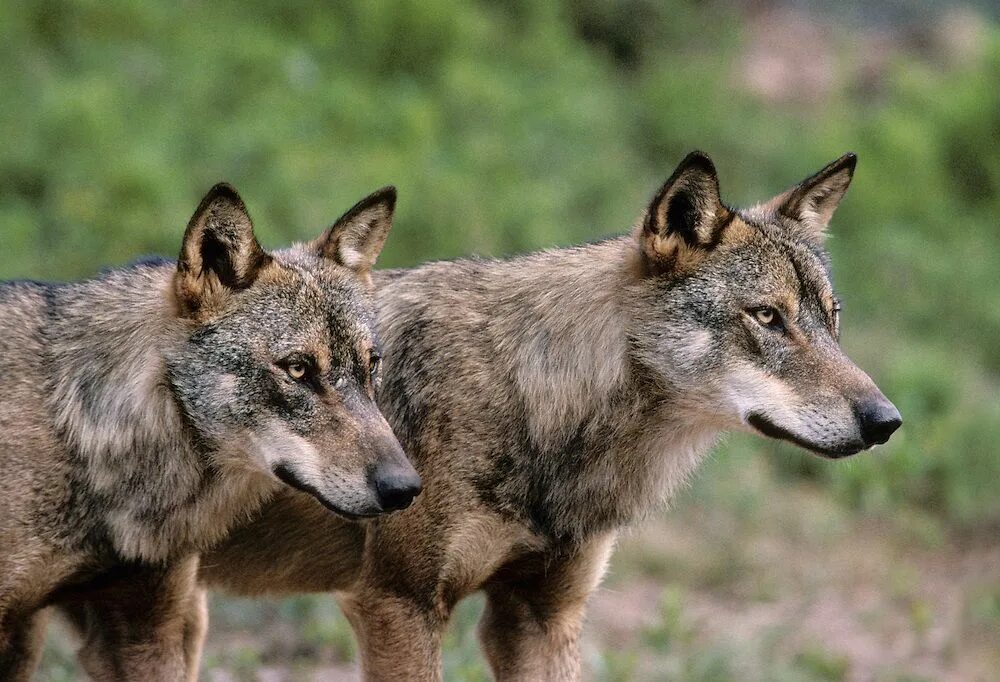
[
  {"x1": 856, "y1": 397, "x2": 902, "y2": 447},
  {"x1": 374, "y1": 465, "x2": 422, "y2": 512}
]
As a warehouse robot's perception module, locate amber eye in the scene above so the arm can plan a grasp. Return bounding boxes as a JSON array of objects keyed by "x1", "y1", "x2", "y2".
[
  {"x1": 746, "y1": 305, "x2": 785, "y2": 331},
  {"x1": 755, "y1": 307, "x2": 775, "y2": 325},
  {"x1": 286, "y1": 363, "x2": 307, "y2": 380}
]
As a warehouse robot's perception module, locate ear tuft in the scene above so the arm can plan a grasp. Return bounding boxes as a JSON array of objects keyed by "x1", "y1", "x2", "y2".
[
  {"x1": 777, "y1": 153, "x2": 856, "y2": 238},
  {"x1": 640, "y1": 151, "x2": 730, "y2": 274},
  {"x1": 314, "y1": 186, "x2": 396, "y2": 277},
  {"x1": 175, "y1": 183, "x2": 271, "y2": 316}
]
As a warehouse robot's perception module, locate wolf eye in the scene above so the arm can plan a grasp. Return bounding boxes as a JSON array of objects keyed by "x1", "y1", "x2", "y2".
[
  {"x1": 369, "y1": 352, "x2": 382, "y2": 379},
  {"x1": 755, "y1": 308, "x2": 775, "y2": 325},
  {"x1": 279, "y1": 356, "x2": 314, "y2": 382},
  {"x1": 750, "y1": 306, "x2": 783, "y2": 330}
]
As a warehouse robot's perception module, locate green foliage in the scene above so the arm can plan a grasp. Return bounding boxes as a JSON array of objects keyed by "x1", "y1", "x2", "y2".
[{"x1": 1, "y1": 0, "x2": 996, "y2": 528}]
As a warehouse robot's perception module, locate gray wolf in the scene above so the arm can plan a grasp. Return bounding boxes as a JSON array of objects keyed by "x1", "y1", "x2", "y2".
[
  {"x1": 0, "y1": 183, "x2": 420, "y2": 679},
  {"x1": 201, "y1": 152, "x2": 902, "y2": 680},
  {"x1": 134, "y1": 152, "x2": 901, "y2": 679}
]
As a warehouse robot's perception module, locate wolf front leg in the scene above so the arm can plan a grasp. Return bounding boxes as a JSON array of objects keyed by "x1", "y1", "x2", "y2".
[
  {"x1": 340, "y1": 589, "x2": 446, "y2": 682},
  {"x1": 60, "y1": 584, "x2": 205, "y2": 680},
  {"x1": 74, "y1": 556, "x2": 201, "y2": 681},
  {"x1": 478, "y1": 532, "x2": 617, "y2": 682}
]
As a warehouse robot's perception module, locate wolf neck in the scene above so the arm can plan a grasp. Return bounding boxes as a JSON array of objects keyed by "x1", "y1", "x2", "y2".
[
  {"x1": 495, "y1": 238, "x2": 720, "y2": 540},
  {"x1": 384, "y1": 237, "x2": 721, "y2": 544},
  {"x1": 496, "y1": 239, "x2": 637, "y2": 449},
  {"x1": 48, "y1": 264, "x2": 272, "y2": 562}
]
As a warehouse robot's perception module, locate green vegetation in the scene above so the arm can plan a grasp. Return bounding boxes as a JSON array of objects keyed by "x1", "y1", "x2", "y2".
[{"x1": 7, "y1": 0, "x2": 996, "y2": 679}]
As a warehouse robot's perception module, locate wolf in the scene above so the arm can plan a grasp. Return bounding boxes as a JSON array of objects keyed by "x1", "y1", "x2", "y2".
[
  {"x1": 188, "y1": 151, "x2": 902, "y2": 680},
  {"x1": 194, "y1": 152, "x2": 902, "y2": 680},
  {"x1": 0, "y1": 183, "x2": 420, "y2": 680},
  {"x1": 118, "y1": 152, "x2": 900, "y2": 679}
]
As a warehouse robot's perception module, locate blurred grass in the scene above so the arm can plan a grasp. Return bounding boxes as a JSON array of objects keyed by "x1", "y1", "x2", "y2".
[{"x1": 6, "y1": 0, "x2": 998, "y2": 679}]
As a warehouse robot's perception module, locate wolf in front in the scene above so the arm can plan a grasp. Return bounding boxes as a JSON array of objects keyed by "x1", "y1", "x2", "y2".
[
  {"x1": 0, "y1": 184, "x2": 419, "y2": 679},
  {"x1": 211, "y1": 152, "x2": 897, "y2": 680}
]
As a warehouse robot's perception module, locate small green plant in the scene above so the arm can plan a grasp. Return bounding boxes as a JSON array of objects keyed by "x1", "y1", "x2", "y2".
[
  {"x1": 642, "y1": 585, "x2": 691, "y2": 653},
  {"x1": 793, "y1": 644, "x2": 850, "y2": 682}
]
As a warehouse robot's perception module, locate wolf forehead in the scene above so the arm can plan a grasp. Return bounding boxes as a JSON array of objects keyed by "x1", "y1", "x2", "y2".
[
  {"x1": 207, "y1": 248, "x2": 380, "y2": 353},
  {"x1": 710, "y1": 209, "x2": 838, "y2": 303}
]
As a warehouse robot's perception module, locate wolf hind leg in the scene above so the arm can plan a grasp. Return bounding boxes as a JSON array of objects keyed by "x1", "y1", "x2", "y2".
[
  {"x1": 0, "y1": 609, "x2": 51, "y2": 682},
  {"x1": 62, "y1": 598, "x2": 204, "y2": 682},
  {"x1": 478, "y1": 532, "x2": 616, "y2": 682}
]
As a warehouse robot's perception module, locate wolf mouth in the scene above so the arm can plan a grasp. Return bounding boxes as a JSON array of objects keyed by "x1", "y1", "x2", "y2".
[
  {"x1": 746, "y1": 413, "x2": 863, "y2": 459},
  {"x1": 272, "y1": 463, "x2": 380, "y2": 520}
]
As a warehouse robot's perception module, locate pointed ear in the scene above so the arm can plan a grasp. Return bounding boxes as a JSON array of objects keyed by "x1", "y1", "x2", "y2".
[
  {"x1": 640, "y1": 151, "x2": 731, "y2": 274},
  {"x1": 313, "y1": 186, "x2": 396, "y2": 281},
  {"x1": 776, "y1": 153, "x2": 856, "y2": 238},
  {"x1": 175, "y1": 183, "x2": 272, "y2": 316}
]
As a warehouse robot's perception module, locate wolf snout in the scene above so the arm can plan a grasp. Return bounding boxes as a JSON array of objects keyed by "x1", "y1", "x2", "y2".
[
  {"x1": 855, "y1": 395, "x2": 902, "y2": 447},
  {"x1": 372, "y1": 460, "x2": 422, "y2": 512}
]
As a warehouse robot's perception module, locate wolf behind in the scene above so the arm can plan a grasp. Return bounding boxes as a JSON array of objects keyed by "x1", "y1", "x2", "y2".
[
  {"x1": 196, "y1": 151, "x2": 902, "y2": 681},
  {"x1": 0, "y1": 183, "x2": 420, "y2": 679}
]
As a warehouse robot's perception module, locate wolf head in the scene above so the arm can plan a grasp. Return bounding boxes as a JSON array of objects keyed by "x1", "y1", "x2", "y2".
[
  {"x1": 632, "y1": 152, "x2": 901, "y2": 457},
  {"x1": 167, "y1": 184, "x2": 421, "y2": 517}
]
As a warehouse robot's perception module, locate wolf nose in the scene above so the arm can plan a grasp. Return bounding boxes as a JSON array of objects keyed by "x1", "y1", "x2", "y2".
[
  {"x1": 374, "y1": 465, "x2": 422, "y2": 512},
  {"x1": 856, "y1": 397, "x2": 902, "y2": 447}
]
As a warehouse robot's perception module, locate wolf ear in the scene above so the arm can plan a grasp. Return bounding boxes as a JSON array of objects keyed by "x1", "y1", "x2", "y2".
[
  {"x1": 775, "y1": 153, "x2": 856, "y2": 239},
  {"x1": 640, "y1": 151, "x2": 730, "y2": 274},
  {"x1": 175, "y1": 183, "x2": 272, "y2": 316},
  {"x1": 313, "y1": 186, "x2": 396, "y2": 283}
]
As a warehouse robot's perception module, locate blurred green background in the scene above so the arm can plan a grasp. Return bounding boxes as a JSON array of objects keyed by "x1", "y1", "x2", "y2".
[{"x1": 2, "y1": 0, "x2": 996, "y2": 680}]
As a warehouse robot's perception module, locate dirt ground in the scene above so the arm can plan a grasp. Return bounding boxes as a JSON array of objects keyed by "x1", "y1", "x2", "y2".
[{"x1": 587, "y1": 489, "x2": 1000, "y2": 681}]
